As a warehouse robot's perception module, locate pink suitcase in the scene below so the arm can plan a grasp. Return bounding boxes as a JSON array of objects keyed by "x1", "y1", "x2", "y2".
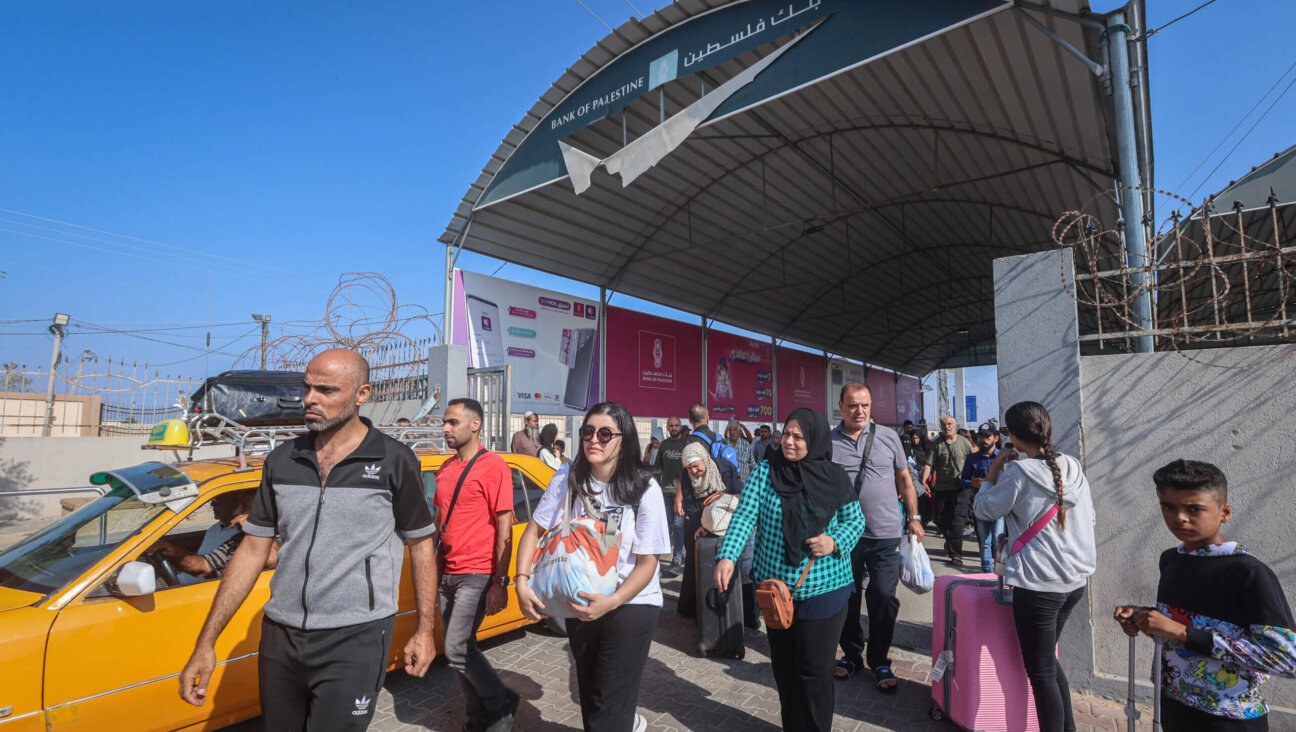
[{"x1": 929, "y1": 573, "x2": 1042, "y2": 731}]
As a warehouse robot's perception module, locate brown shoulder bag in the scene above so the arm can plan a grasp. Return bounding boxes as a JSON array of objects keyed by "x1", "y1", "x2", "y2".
[{"x1": 754, "y1": 558, "x2": 815, "y2": 630}]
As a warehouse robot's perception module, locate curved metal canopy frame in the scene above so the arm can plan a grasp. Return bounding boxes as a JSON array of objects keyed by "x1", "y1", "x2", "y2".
[{"x1": 441, "y1": 0, "x2": 1142, "y2": 376}]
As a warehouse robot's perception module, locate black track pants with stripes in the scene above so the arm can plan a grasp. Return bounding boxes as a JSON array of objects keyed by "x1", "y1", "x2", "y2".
[{"x1": 258, "y1": 614, "x2": 395, "y2": 731}]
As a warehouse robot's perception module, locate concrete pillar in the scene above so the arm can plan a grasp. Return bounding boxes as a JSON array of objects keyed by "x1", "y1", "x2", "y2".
[
  {"x1": 428, "y1": 345, "x2": 470, "y2": 405},
  {"x1": 992, "y1": 249, "x2": 1084, "y2": 457},
  {"x1": 992, "y1": 247, "x2": 1091, "y2": 688}
]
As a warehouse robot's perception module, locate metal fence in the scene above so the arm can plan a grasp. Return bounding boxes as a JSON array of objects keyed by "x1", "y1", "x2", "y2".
[
  {"x1": 1056, "y1": 187, "x2": 1295, "y2": 354},
  {"x1": 275, "y1": 337, "x2": 435, "y2": 403},
  {"x1": 468, "y1": 366, "x2": 512, "y2": 452},
  {"x1": 1, "y1": 357, "x2": 200, "y2": 436}
]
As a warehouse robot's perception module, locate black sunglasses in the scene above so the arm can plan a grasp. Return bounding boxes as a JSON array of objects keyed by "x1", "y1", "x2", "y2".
[{"x1": 579, "y1": 425, "x2": 622, "y2": 444}]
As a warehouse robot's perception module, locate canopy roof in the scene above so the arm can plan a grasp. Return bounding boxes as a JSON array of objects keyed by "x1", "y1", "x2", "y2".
[{"x1": 440, "y1": 0, "x2": 1148, "y2": 375}]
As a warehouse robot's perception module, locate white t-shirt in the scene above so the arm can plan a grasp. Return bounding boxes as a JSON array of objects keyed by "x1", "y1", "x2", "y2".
[
  {"x1": 538, "y1": 448, "x2": 562, "y2": 470},
  {"x1": 532, "y1": 466, "x2": 672, "y2": 607}
]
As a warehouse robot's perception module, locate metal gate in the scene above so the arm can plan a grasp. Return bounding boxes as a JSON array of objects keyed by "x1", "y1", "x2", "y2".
[{"x1": 467, "y1": 366, "x2": 511, "y2": 452}]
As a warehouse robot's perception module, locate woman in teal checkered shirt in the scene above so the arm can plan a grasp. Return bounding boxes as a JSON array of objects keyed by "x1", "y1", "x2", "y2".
[{"x1": 715, "y1": 408, "x2": 866, "y2": 732}]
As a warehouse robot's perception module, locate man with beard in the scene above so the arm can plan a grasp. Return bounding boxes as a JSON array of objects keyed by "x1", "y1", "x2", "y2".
[
  {"x1": 921, "y1": 415, "x2": 975, "y2": 564},
  {"x1": 510, "y1": 410, "x2": 540, "y2": 456},
  {"x1": 436, "y1": 398, "x2": 518, "y2": 730},
  {"x1": 179, "y1": 349, "x2": 440, "y2": 730}
]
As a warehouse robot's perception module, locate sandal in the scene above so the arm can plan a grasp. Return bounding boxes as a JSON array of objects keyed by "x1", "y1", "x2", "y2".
[
  {"x1": 874, "y1": 665, "x2": 899, "y2": 694},
  {"x1": 833, "y1": 658, "x2": 859, "y2": 680}
]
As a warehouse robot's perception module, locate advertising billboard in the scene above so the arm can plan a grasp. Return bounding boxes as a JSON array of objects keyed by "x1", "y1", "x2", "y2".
[
  {"x1": 827, "y1": 358, "x2": 865, "y2": 421},
  {"x1": 452, "y1": 270, "x2": 600, "y2": 416},
  {"x1": 605, "y1": 306, "x2": 704, "y2": 419},
  {"x1": 895, "y1": 374, "x2": 923, "y2": 425},
  {"x1": 776, "y1": 346, "x2": 826, "y2": 418},
  {"x1": 866, "y1": 369, "x2": 898, "y2": 426},
  {"x1": 705, "y1": 330, "x2": 773, "y2": 422}
]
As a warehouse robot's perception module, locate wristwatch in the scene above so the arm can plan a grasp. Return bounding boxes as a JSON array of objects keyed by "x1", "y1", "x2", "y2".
[{"x1": 495, "y1": 575, "x2": 511, "y2": 588}]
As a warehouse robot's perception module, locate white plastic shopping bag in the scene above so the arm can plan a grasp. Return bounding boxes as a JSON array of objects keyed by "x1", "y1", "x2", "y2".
[{"x1": 899, "y1": 534, "x2": 935, "y2": 594}]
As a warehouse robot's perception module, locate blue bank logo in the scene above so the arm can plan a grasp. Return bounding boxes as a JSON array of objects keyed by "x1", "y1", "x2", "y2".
[{"x1": 648, "y1": 50, "x2": 678, "y2": 90}]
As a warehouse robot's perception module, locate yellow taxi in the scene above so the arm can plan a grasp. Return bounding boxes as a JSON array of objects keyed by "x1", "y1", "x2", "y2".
[{"x1": 0, "y1": 449, "x2": 553, "y2": 732}]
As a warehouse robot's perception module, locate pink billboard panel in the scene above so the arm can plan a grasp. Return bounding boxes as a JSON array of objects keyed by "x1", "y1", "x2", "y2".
[
  {"x1": 605, "y1": 307, "x2": 703, "y2": 419},
  {"x1": 776, "y1": 347, "x2": 826, "y2": 417},
  {"x1": 706, "y1": 330, "x2": 773, "y2": 422},
  {"x1": 895, "y1": 374, "x2": 923, "y2": 425},
  {"x1": 866, "y1": 370, "x2": 898, "y2": 426}
]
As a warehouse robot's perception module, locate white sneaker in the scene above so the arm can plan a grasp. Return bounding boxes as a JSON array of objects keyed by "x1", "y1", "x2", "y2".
[{"x1": 632, "y1": 713, "x2": 647, "y2": 732}]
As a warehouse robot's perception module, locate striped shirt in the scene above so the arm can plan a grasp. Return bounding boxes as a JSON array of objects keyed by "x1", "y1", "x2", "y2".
[
  {"x1": 717, "y1": 462, "x2": 866, "y2": 601},
  {"x1": 202, "y1": 531, "x2": 244, "y2": 576},
  {"x1": 729, "y1": 438, "x2": 755, "y2": 481}
]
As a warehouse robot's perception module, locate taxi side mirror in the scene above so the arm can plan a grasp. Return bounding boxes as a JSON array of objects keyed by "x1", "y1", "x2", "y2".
[{"x1": 115, "y1": 561, "x2": 157, "y2": 596}]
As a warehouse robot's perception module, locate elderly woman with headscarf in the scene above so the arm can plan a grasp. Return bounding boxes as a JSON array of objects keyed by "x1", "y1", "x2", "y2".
[
  {"x1": 676, "y1": 441, "x2": 742, "y2": 618},
  {"x1": 537, "y1": 423, "x2": 561, "y2": 470},
  {"x1": 715, "y1": 409, "x2": 866, "y2": 732}
]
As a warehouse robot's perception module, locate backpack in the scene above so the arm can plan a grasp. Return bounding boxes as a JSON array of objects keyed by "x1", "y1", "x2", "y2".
[
  {"x1": 692, "y1": 429, "x2": 738, "y2": 471},
  {"x1": 529, "y1": 470, "x2": 622, "y2": 620}
]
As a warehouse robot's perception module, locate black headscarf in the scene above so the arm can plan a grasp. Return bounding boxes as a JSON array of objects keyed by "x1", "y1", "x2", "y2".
[
  {"x1": 538, "y1": 423, "x2": 558, "y2": 455},
  {"x1": 768, "y1": 408, "x2": 857, "y2": 564}
]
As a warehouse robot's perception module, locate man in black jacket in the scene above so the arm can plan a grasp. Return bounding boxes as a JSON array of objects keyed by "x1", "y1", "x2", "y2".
[{"x1": 178, "y1": 349, "x2": 440, "y2": 730}]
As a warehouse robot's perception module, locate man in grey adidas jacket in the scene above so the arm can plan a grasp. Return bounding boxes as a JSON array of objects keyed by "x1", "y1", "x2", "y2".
[{"x1": 178, "y1": 349, "x2": 440, "y2": 730}]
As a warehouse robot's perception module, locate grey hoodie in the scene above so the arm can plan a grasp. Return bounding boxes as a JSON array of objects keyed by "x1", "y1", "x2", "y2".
[{"x1": 972, "y1": 454, "x2": 1096, "y2": 593}]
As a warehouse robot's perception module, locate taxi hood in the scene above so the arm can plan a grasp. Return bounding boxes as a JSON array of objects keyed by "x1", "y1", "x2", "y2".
[{"x1": 0, "y1": 586, "x2": 41, "y2": 613}]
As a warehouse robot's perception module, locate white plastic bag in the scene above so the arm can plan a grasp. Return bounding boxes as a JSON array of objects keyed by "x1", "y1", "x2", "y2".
[{"x1": 900, "y1": 534, "x2": 935, "y2": 594}]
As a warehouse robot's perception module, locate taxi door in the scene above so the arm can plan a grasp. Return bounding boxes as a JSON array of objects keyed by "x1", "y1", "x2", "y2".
[
  {"x1": 477, "y1": 463, "x2": 544, "y2": 634},
  {"x1": 43, "y1": 483, "x2": 271, "y2": 732}
]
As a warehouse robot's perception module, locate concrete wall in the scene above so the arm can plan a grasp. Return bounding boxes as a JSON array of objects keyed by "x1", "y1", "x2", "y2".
[
  {"x1": 992, "y1": 249, "x2": 1084, "y2": 456},
  {"x1": 994, "y1": 248, "x2": 1296, "y2": 720},
  {"x1": 0, "y1": 437, "x2": 233, "y2": 521},
  {"x1": 1081, "y1": 345, "x2": 1296, "y2": 713}
]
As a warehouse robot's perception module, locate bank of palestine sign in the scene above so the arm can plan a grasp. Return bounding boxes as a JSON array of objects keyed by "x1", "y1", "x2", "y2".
[{"x1": 474, "y1": 0, "x2": 1006, "y2": 208}]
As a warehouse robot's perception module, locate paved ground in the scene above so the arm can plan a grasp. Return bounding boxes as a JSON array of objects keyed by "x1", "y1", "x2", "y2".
[{"x1": 225, "y1": 531, "x2": 1157, "y2": 731}]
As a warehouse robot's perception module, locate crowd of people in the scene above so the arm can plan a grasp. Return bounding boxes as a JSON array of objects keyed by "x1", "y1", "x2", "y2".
[{"x1": 175, "y1": 347, "x2": 1296, "y2": 732}]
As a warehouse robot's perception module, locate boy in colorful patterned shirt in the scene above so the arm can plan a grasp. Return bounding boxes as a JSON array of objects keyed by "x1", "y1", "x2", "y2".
[{"x1": 1115, "y1": 460, "x2": 1296, "y2": 731}]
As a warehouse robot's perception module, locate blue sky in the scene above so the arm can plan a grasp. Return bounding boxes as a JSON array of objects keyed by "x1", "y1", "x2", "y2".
[{"x1": 1, "y1": 1, "x2": 1293, "y2": 421}]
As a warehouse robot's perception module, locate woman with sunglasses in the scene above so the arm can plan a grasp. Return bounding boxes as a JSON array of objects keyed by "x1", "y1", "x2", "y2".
[
  {"x1": 515, "y1": 402, "x2": 671, "y2": 732},
  {"x1": 715, "y1": 408, "x2": 865, "y2": 732}
]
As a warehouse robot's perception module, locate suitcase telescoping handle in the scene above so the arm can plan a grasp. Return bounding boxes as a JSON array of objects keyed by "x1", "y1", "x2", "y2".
[
  {"x1": 1125, "y1": 634, "x2": 1163, "y2": 732},
  {"x1": 1152, "y1": 638, "x2": 1163, "y2": 731},
  {"x1": 1125, "y1": 635, "x2": 1139, "y2": 732}
]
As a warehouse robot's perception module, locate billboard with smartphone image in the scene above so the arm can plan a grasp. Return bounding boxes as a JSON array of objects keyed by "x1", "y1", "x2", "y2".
[{"x1": 452, "y1": 270, "x2": 601, "y2": 416}]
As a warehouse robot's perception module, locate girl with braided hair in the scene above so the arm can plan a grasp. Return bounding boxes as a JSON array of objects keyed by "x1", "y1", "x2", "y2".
[{"x1": 973, "y1": 401, "x2": 1097, "y2": 732}]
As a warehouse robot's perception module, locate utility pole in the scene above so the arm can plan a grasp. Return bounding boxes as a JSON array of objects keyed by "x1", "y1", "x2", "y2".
[
  {"x1": 42, "y1": 313, "x2": 70, "y2": 437},
  {"x1": 935, "y1": 369, "x2": 951, "y2": 421},
  {"x1": 1107, "y1": 9, "x2": 1153, "y2": 353},
  {"x1": 252, "y1": 314, "x2": 271, "y2": 369}
]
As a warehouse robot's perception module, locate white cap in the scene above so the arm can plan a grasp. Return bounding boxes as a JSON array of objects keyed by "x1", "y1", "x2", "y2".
[{"x1": 523, "y1": 410, "x2": 536, "y2": 419}]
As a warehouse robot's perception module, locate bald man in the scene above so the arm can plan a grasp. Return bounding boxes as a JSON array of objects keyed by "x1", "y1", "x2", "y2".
[{"x1": 179, "y1": 349, "x2": 441, "y2": 730}]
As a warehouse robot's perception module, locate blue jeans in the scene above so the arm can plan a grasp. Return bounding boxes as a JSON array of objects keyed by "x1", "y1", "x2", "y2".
[{"x1": 975, "y1": 516, "x2": 1005, "y2": 573}]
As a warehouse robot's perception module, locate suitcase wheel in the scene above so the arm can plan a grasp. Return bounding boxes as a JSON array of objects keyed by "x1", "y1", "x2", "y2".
[{"x1": 928, "y1": 705, "x2": 943, "y2": 722}]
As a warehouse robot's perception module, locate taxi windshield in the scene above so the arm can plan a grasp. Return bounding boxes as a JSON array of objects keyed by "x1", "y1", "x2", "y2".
[{"x1": 0, "y1": 484, "x2": 171, "y2": 595}]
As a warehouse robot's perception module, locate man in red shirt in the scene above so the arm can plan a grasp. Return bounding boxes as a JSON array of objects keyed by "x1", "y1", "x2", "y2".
[{"x1": 436, "y1": 397, "x2": 518, "y2": 731}]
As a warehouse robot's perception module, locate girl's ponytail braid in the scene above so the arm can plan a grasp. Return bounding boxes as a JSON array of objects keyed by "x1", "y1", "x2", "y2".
[{"x1": 1040, "y1": 440, "x2": 1066, "y2": 530}]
